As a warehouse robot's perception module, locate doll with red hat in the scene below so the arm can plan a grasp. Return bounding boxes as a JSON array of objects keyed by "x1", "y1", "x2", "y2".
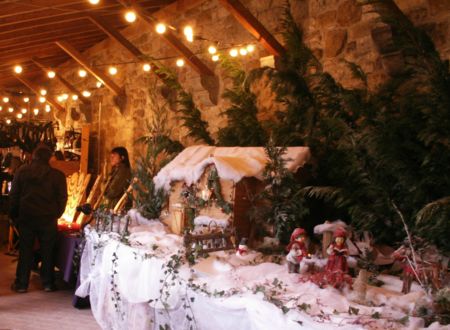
[
  {"x1": 326, "y1": 228, "x2": 349, "y2": 274},
  {"x1": 286, "y1": 228, "x2": 308, "y2": 273}
]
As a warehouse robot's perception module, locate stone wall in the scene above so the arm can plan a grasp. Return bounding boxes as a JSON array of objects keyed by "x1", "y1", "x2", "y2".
[{"x1": 50, "y1": 0, "x2": 450, "y2": 173}]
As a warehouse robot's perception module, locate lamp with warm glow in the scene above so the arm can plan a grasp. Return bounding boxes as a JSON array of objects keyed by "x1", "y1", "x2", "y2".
[
  {"x1": 239, "y1": 48, "x2": 248, "y2": 56},
  {"x1": 88, "y1": 0, "x2": 100, "y2": 4},
  {"x1": 2, "y1": 97, "x2": 9, "y2": 103},
  {"x1": 45, "y1": 105, "x2": 51, "y2": 112},
  {"x1": 17, "y1": 113, "x2": 23, "y2": 119},
  {"x1": 124, "y1": 10, "x2": 137, "y2": 23},
  {"x1": 62, "y1": 94, "x2": 69, "y2": 100},
  {"x1": 78, "y1": 69, "x2": 87, "y2": 78},
  {"x1": 0, "y1": 106, "x2": 2, "y2": 111},
  {"x1": 47, "y1": 70, "x2": 56, "y2": 78},
  {"x1": 8, "y1": 107, "x2": 14, "y2": 113},
  {"x1": 39, "y1": 96, "x2": 46, "y2": 103},
  {"x1": 96, "y1": 81, "x2": 103, "y2": 88},
  {"x1": 108, "y1": 66, "x2": 118, "y2": 75},
  {"x1": 82, "y1": 90, "x2": 91, "y2": 97},
  {"x1": 23, "y1": 97, "x2": 29, "y2": 103},
  {"x1": 176, "y1": 59, "x2": 185, "y2": 67},
  {"x1": 33, "y1": 108, "x2": 39, "y2": 115},
  {"x1": 229, "y1": 48, "x2": 238, "y2": 57},
  {"x1": 155, "y1": 23, "x2": 166, "y2": 34},
  {"x1": 183, "y1": 26, "x2": 194, "y2": 42},
  {"x1": 14, "y1": 65, "x2": 23, "y2": 74},
  {"x1": 246, "y1": 44, "x2": 255, "y2": 53},
  {"x1": 208, "y1": 46, "x2": 217, "y2": 54},
  {"x1": 142, "y1": 63, "x2": 151, "y2": 72},
  {"x1": 6, "y1": 119, "x2": 11, "y2": 124},
  {"x1": 72, "y1": 95, "x2": 79, "y2": 101},
  {"x1": 57, "y1": 95, "x2": 64, "y2": 102},
  {"x1": 212, "y1": 54, "x2": 220, "y2": 62},
  {"x1": 21, "y1": 108, "x2": 27, "y2": 114},
  {"x1": 40, "y1": 89, "x2": 47, "y2": 96}
]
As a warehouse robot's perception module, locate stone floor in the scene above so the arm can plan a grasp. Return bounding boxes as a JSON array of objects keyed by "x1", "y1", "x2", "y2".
[{"x1": 0, "y1": 248, "x2": 99, "y2": 330}]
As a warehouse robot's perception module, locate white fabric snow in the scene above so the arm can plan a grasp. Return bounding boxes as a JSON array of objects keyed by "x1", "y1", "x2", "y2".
[{"x1": 154, "y1": 145, "x2": 311, "y2": 190}]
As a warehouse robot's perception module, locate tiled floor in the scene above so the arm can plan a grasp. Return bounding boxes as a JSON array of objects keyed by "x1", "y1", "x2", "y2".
[{"x1": 0, "y1": 249, "x2": 100, "y2": 330}]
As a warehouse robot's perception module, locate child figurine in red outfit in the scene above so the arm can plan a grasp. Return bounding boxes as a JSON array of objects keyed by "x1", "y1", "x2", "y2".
[
  {"x1": 326, "y1": 228, "x2": 349, "y2": 274},
  {"x1": 286, "y1": 228, "x2": 308, "y2": 273}
]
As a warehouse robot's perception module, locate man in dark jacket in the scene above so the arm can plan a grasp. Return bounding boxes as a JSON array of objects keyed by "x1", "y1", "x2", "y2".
[{"x1": 9, "y1": 146, "x2": 68, "y2": 293}]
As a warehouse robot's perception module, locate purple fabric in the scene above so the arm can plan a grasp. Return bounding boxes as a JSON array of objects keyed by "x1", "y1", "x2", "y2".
[{"x1": 56, "y1": 231, "x2": 81, "y2": 283}]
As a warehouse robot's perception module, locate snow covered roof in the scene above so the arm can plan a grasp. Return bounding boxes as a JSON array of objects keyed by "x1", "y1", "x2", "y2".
[{"x1": 154, "y1": 145, "x2": 311, "y2": 191}]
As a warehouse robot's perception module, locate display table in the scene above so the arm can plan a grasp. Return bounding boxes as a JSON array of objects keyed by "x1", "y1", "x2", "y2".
[
  {"x1": 56, "y1": 231, "x2": 81, "y2": 283},
  {"x1": 75, "y1": 218, "x2": 427, "y2": 330}
]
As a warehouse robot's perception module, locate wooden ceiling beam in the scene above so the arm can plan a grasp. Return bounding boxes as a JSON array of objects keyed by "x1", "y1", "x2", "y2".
[
  {"x1": 130, "y1": 1, "x2": 215, "y2": 77},
  {"x1": 218, "y1": 0, "x2": 285, "y2": 57},
  {"x1": 55, "y1": 40, "x2": 122, "y2": 96},
  {"x1": 13, "y1": 75, "x2": 65, "y2": 113},
  {"x1": 31, "y1": 57, "x2": 90, "y2": 105}
]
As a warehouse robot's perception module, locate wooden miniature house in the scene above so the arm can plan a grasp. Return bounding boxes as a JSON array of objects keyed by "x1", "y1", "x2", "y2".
[{"x1": 155, "y1": 146, "x2": 311, "y2": 242}]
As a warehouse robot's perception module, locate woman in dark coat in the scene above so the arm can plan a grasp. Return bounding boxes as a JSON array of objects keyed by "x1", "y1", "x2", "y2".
[{"x1": 103, "y1": 146, "x2": 131, "y2": 209}]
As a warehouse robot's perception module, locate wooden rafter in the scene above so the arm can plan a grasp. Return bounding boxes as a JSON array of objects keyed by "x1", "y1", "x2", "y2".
[
  {"x1": 128, "y1": 2, "x2": 215, "y2": 77},
  {"x1": 13, "y1": 75, "x2": 64, "y2": 112},
  {"x1": 31, "y1": 57, "x2": 90, "y2": 105},
  {"x1": 218, "y1": 0, "x2": 285, "y2": 57},
  {"x1": 55, "y1": 40, "x2": 122, "y2": 96}
]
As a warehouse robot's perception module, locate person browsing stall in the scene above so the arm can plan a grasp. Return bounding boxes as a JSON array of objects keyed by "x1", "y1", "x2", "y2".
[
  {"x1": 9, "y1": 145, "x2": 68, "y2": 293},
  {"x1": 103, "y1": 146, "x2": 131, "y2": 209}
]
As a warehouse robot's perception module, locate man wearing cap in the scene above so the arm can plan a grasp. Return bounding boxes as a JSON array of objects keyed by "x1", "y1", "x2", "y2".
[{"x1": 9, "y1": 145, "x2": 67, "y2": 293}]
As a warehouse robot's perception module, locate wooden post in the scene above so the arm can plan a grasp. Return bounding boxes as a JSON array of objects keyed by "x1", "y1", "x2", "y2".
[
  {"x1": 218, "y1": 0, "x2": 285, "y2": 57},
  {"x1": 80, "y1": 125, "x2": 90, "y2": 174}
]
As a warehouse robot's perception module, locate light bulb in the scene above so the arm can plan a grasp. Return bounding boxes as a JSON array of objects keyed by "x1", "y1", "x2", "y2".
[
  {"x1": 21, "y1": 108, "x2": 27, "y2": 114},
  {"x1": 57, "y1": 95, "x2": 63, "y2": 102},
  {"x1": 17, "y1": 113, "x2": 23, "y2": 119},
  {"x1": 155, "y1": 23, "x2": 166, "y2": 34},
  {"x1": 2, "y1": 97, "x2": 9, "y2": 103},
  {"x1": 6, "y1": 119, "x2": 11, "y2": 124},
  {"x1": 47, "y1": 70, "x2": 56, "y2": 78},
  {"x1": 39, "y1": 96, "x2": 46, "y2": 103},
  {"x1": 8, "y1": 107, "x2": 14, "y2": 113},
  {"x1": 78, "y1": 69, "x2": 87, "y2": 78},
  {"x1": 14, "y1": 65, "x2": 23, "y2": 74},
  {"x1": 176, "y1": 59, "x2": 185, "y2": 67},
  {"x1": 183, "y1": 26, "x2": 194, "y2": 42},
  {"x1": 72, "y1": 94, "x2": 79, "y2": 100},
  {"x1": 229, "y1": 48, "x2": 238, "y2": 57},
  {"x1": 23, "y1": 97, "x2": 29, "y2": 103},
  {"x1": 82, "y1": 90, "x2": 91, "y2": 97},
  {"x1": 212, "y1": 54, "x2": 220, "y2": 62},
  {"x1": 208, "y1": 46, "x2": 217, "y2": 54},
  {"x1": 239, "y1": 48, "x2": 248, "y2": 56},
  {"x1": 40, "y1": 89, "x2": 47, "y2": 96},
  {"x1": 246, "y1": 44, "x2": 255, "y2": 53},
  {"x1": 0, "y1": 106, "x2": 2, "y2": 111},
  {"x1": 124, "y1": 10, "x2": 137, "y2": 23},
  {"x1": 96, "y1": 81, "x2": 103, "y2": 88},
  {"x1": 62, "y1": 94, "x2": 69, "y2": 100},
  {"x1": 142, "y1": 63, "x2": 151, "y2": 72},
  {"x1": 108, "y1": 66, "x2": 117, "y2": 75},
  {"x1": 45, "y1": 104, "x2": 51, "y2": 112},
  {"x1": 88, "y1": 0, "x2": 100, "y2": 4},
  {"x1": 33, "y1": 108, "x2": 39, "y2": 115}
]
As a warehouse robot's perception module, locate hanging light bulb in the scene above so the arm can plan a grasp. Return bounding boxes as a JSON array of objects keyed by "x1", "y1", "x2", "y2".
[
  {"x1": 6, "y1": 119, "x2": 11, "y2": 124},
  {"x1": 40, "y1": 89, "x2": 47, "y2": 96},
  {"x1": 108, "y1": 66, "x2": 118, "y2": 75},
  {"x1": 33, "y1": 108, "x2": 39, "y2": 116},
  {"x1": 208, "y1": 45, "x2": 217, "y2": 54},
  {"x1": 14, "y1": 65, "x2": 23, "y2": 74},
  {"x1": 88, "y1": 0, "x2": 100, "y2": 5},
  {"x1": 45, "y1": 104, "x2": 51, "y2": 112},
  {"x1": 62, "y1": 93, "x2": 69, "y2": 100},
  {"x1": 212, "y1": 54, "x2": 220, "y2": 62},
  {"x1": 23, "y1": 97, "x2": 29, "y2": 103},
  {"x1": 2, "y1": 97, "x2": 9, "y2": 103},
  {"x1": 0, "y1": 106, "x2": 2, "y2": 111},
  {"x1": 246, "y1": 44, "x2": 255, "y2": 53},
  {"x1": 239, "y1": 48, "x2": 248, "y2": 56},
  {"x1": 47, "y1": 70, "x2": 56, "y2": 78},
  {"x1": 39, "y1": 96, "x2": 46, "y2": 103},
  {"x1": 8, "y1": 107, "x2": 14, "y2": 113},
  {"x1": 82, "y1": 90, "x2": 91, "y2": 97},
  {"x1": 78, "y1": 69, "x2": 87, "y2": 78},
  {"x1": 57, "y1": 95, "x2": 63, "y2": 102},
  {"x1": 183, "y1": 26, "x2": 194, "y2": 42},
  {"x1": 21, "y1": 108, "x2": 27, "y2": 114},
  {"x1": 17, "y1": 113, "x2": 23, "y2": 119},
  {"x1": 142, "y1": 63, "x2": 151, "y2": 72},
  {"x1": 124, "y1": 10, "x2": 137, "y2": 23},
  {"x1": 176, "y1": 59, "x2": 185, "y2": 67},
  {"x1": 229, "y1": 48, "x2": 238, "y2": 57},
  {"x1": 72, "y1": 94, "x2": 79, "y2": 100},
  {"x1": 96, "y1": 81, "x2": 103, "y2": 88},
  {"x1": 155, "y1": 23, "x2": 166, "y2": 34}
]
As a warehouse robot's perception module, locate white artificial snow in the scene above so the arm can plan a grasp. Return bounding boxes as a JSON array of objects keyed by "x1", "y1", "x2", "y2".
[
  {"x1": 78, "y1": 225, "x2": 444, "y2": 330},
  {"x1": 154, "y1": 145, "x2": 311, "y2": 190},
  {"x1": 194, "y1": 215, "x2": 230, "y2": 228},
  {"x1": 313, "y1": 219, "x2": 347, "y2": 235}
]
